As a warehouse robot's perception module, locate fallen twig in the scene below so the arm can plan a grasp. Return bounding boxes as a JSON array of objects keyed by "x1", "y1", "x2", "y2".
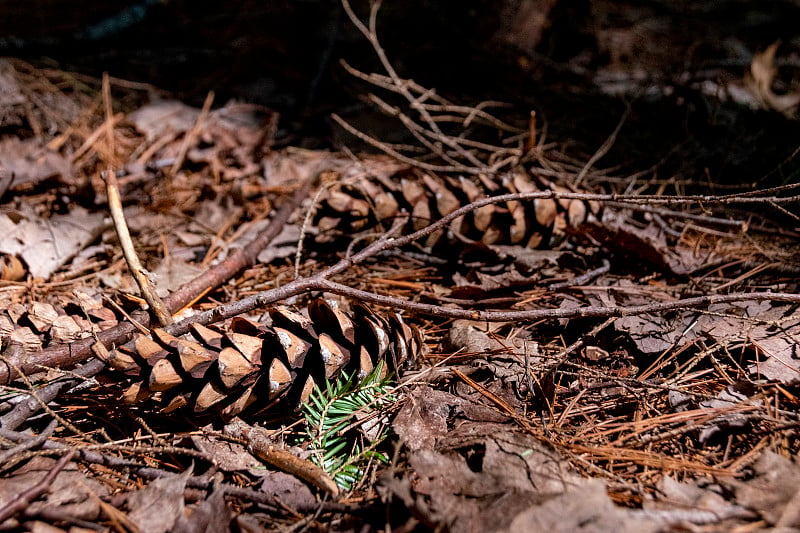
[
  {"x1": 0, "y1": 420, "x2": 58, "y2": 466},
  {"x1": 0, "y1": 360, "x2": 105, "y2": 431},
  {"x1": 225, "y1": 419, "x2": 340, "y2": 497},
  {"x1": 103, "y1": 72, "x2": 171, "y2": 326},
  {"x1": 105, "y1": 168, "x2": 173, "y2": 327},
  {"x1": 340, "y1": 0, "x2": 486, "y2": 170},
  {"x1": 0, "y1": 427, "x2": 358, "y2": 515}
]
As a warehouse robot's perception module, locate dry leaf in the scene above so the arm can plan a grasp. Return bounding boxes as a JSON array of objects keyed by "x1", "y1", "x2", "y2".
[{"x1": 0, "y1": 205, "x2": 105, "y2": 279}]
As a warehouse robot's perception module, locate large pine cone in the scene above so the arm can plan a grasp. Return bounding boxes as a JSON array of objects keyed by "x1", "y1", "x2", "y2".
[
  {"x1": 96, "y1": 300, "x2": 423, "y2": 419},
  {"x1": 315, "y1": 169, "x2": 600, "y2": 250}
]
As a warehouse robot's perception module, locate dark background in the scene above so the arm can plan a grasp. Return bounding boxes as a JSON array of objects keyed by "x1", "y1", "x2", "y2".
[{"x1": 3, "y1": 0, "x2": 800, "y2": 186}]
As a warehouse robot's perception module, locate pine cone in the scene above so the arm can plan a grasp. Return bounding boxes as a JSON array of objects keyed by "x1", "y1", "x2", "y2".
[
  {"x1": 0, "y1": 299, "x2": 117, "y2": 354},
  {"x1": 315, "y1": 169, "x2": 600, "y2": 249},
  {"x1": 97, "y1": 300, "x2": 423, "y2": 419}
]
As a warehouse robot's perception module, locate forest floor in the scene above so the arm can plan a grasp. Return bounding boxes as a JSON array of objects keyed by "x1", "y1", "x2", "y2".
[{"x1": 1, "y1": 4, "x2": 800, "y2": 532}]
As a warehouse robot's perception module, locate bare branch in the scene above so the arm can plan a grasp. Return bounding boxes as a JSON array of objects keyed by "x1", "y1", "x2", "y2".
[
  {"x1": 574, "y1": 104, "x2": 630, "y2": 187},
  {"x1": 340, "y1": 0, "x2": 488, "y2": 169},
  {"x1": 331, "y1": 113, "x2": 475, "y2": 173},
  {"x1": 315, "y1": 280, "x2": 800, "y2": 322}
]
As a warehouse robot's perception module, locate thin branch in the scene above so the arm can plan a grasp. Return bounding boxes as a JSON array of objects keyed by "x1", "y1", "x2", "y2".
[
  {"x1": 0, "y1": 420, "x2": 58, "y2": 465},
  {"x1": 603, "y1": 201, "x2": 749, "y2": 231},
  {"x1": 105, "y1": 169, "x2": 173, "y2": 327},
  {"x1": 340, "y1": 0, "x2": 486, "y2": 169},
  {"x1": 0, "y1": 426, "x2": 359, "y2": 515},
  {"x1": 341, "y1": 59, "x2": 450, "y2": 106},
  {"x1": 315, "y1": 280, "x2": 800, "y2": 322},
  {"x1": 367, "y1": 94, "x2": 470, "y2": 168},
  {"x1": 574, "y1": 104, "x2": 630, "y2": 187},
  {"x1": 0, "y1": 351, "x2": 95, "y2": 441},
  {"x1": 548, "y1": 260, "x2": 612, "y2": 291},
  {"x1": 225, "y1": 419, "x2": 340, "y2": 496},
  {"x1": 331, "y1": 113, "x2": 474, "y2": 173},
  {"x1": 170, "y1": 90, "x2": 214, "y2": 175},
  {"x1": 102, "y1": 73, "x2": 171, "y2": 326},
  {"x1": 341, "y1": 60, "x2": 523, "y2": 134},
  {"x1": 0, "y1": 360, "x2": 106, "y2": 431},
  {"x1": 368, "y1": 93, "x2": 518, "y2": 159}
]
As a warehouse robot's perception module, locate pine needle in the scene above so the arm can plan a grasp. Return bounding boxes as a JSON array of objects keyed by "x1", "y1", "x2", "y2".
[{"x1": 300, "y1": 362, "x2": 394, "y2": 491}]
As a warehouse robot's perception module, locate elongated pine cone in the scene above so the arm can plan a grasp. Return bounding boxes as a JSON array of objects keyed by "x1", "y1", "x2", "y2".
[
  {"x1": 315, "y1": 169, "x2": 601, "y2": 249},
  {"x1": 96, "y1": 300, "x2": 423, "y2": 419}
]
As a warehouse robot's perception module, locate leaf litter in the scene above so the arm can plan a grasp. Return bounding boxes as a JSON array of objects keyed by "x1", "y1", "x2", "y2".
[{"x1": 0, "y1": 25, "x2": 799, "y2": 533}]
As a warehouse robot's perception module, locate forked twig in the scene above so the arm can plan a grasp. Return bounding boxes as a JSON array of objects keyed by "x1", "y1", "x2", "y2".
[
  {"x1": 338, "y1": 0, "x2": 506, "y2": 172},
  {"x1": 331, "y1": 114, "x2": 474, "y2": 173}
]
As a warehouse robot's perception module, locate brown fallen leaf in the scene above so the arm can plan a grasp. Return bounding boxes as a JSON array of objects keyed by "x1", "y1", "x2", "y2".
[
  {"x1": 501, "y1": 480, "x2": 659, "y2": 533},
  {"x1": 723, "y1": 452, "x2": 800, "y2": 527},
  {"x1": 127, "y1": 468, "x2": 192, "y2": 533},
  {"x1": 0, "y1": 456, "x2": 107, "y2": 525},
  {"x1": 0, "y1": 137, "x2": 72, "y2": 189},
  {"x1": 172, "y1": 486, "x2": 231, "y2": 533},
  {"x1": 0, "y1": 204, "x2": 106, "y2": 279}
]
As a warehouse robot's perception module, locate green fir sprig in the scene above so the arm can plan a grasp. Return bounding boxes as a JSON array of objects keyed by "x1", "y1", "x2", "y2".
[{"x1": 300, "y1": 362, "x2": 394, "y2": 491}]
